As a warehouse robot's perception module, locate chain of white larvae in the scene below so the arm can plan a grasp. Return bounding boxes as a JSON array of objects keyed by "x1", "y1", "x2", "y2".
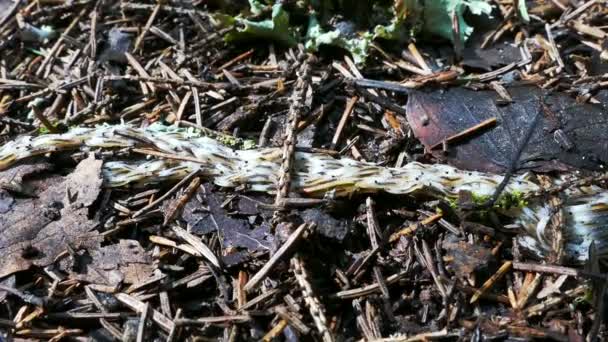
[{"x1": 1, "y1": 123, "x2": 607, "y2": 261}]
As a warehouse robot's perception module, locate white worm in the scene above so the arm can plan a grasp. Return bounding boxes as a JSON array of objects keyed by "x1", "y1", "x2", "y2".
[{"x1": 1, "y1": 123, "x2": 606, "y2": 262}]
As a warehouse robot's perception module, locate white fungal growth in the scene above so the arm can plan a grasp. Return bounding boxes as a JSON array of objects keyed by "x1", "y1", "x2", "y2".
[{"x1": 1, "y1": 123, "x2": 607, "y2": 262}]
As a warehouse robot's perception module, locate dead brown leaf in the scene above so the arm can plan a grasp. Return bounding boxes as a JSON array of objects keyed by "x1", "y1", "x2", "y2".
[
  {"x1": 406, "y1": 86, "x2": 608, "y2": 173},
  {"x1": 0, "y1": 162, "x2": 53, "y2": 212},
  {"x1": 0, "y1": 156, "x2": 103, "y2": 278},
  {"x1": 444, "y1": 240, "x2": 496, "y2": 279},
  {"x1": 71, "y1": 239, "x2": 154, "y2": 286}
]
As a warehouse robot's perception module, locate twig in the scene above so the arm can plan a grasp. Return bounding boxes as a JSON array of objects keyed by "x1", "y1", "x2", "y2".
[
  {"x1": 274, "y1": 51, "x2": 312, "y2": 209},
  {"x1": 217, "y1": 49, "x2": 254, "y2": 71},
  {"x1": 136, "y1": 302, "x2": 150, "y2": 342},
  {"x1": 331, "y1": 96, "x2": 358, "y2": 149},
  {"x1": 389, "y1": 212, "x2": 443, "y2": 242},
  {"x1": 163, "y1": 176, "x2": 201, "y2": 226},
  {"x1": 132, "y1": 4, "x2": 161, "y2": 53},
  {"x1": 291, "y1": 255, "x2": 334, "y2": 342},
  {"x1": 430, "y1": 118, "x2": 497, "y2": 150},
  {"x1": 470, "y1": 261, "x2": 513, "y2": 303},
  {"x1": 0, "y1": 285, "x2": 46, "y2": 307},
  {"x1": 244, "y1": 223, "x2": 311, "y2": 292},
  {"x1": 0, "y1": 0, "x2": 22, "y2": 28},
  {"x1": 115, "y1": 293, "x2": 175, "y2": 333},
  {"x1": 165, "y1": 309, "x2": 182, "y2": 342},
  {"x1": 512, "y1": 261, "x2": 608, "y2": 281},
  {"x1": 262, "y1": 318, "x2": 288, "y2": 342},
  {"x1": 36, "y1": 8, "x2": 87, "y2": 76},
  {"x1": 171, "y1": 225, "x2": 221, "y2": 268},
  {"x1": 357, "y1": 89, "x2": 408, "y2": 116},
  {"x1": 175, "y1": 315, "x2": 251, "y2": 326},
  {"x1": 133, "y1": 169, "x2": 200, "y2": 218},
  {"x1": 30, "y1": 105, "x2": 59, "y2": 134},
  {"x1": 103, "y1": 75, "x2": 233, "y2": 90},
  {"x1": 550, "y1": 0, "x2": 599, "y2": 28},
  {"x1": 334, "y1": 271, "x2": 409, "y2": 299},
  {"x1": 351, "y1": 78, "x2": 412, "y2": 94}
]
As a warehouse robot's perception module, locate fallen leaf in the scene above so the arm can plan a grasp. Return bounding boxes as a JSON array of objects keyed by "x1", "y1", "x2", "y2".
[
  {"x1": 181, "y1": 184, "x2": 272, "y2": 252},
  {"x1": 300, "y1": 208, "x2": 349, "y2": 242},
  {"x1": 444, "y1": 240, "x2": 496, "y2": 278},
  {"x1": 462, "y1": 41, "x2": 521, "y2": 71},
  {"x1": 406, "y1": 86, "x2": 608, "y2": 173},
  {"x1": 0, "y1": 162, "x2": 53, "y2": 213},
  {"x1": 71, "y1": 239, "x2": 154, "y2": 286},
  {"x1": 0, "y1": 156, "x2": 103, "y2": 278}
]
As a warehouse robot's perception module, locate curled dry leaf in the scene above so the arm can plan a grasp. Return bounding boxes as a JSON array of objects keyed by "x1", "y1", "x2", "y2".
[
  {"x1": 406, "y1": 86, "x2": 608, "y2": 173},
  {"x1": 0, "y1": 162, "x2": 53, "y2": 213},
  {"x1": 71, "y1": 239, "x2": 154, "y2": 286},
  {"x1": 443, "y1": 239, "x2": 496, "y2": 279},
  {"x1": 181, "y1": 184, "x2": 272, "y2": 252},
  {"x1": 0, "y1": 155, "x2": 103, "y2": 278}
]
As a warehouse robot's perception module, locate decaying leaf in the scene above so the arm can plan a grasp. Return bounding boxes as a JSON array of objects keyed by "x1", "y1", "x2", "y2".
[
  {"x1": 300, "y1": 208, "x2": 349, "y2": 241},
  {"x1": 71, "y1": 239, "x2": 154, "y2": 286},
  {"x1": 462, "y1": 40, "x2": 521, "y2": 71},
  {"x1": 0, "y1": 156, "x2": 103, "y2": 278},
  {"x1": 181, "y1": 184, "x2": 272, "y2": 252},
  {"x1": 0, "y1": 162, "x2": 53, "y2": 213},
  {"x1": 444, "y1": 240, "x2": 496, "y2": 278},
  {"x1": 406, "y1": 86, "x2": 608, "y2": 173}
]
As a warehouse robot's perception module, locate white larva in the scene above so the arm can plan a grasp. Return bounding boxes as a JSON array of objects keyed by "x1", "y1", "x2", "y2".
[{"x1": 1, "y1": 123, "x2": 606, "y2": 262}]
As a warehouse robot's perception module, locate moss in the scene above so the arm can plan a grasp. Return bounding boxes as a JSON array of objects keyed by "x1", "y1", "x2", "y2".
[
  {"x1": 217, "y1": 135, "x2": 239, "y2": 147},
  {"x1": 445, "y1": 191, "x2": 528, "y2": 214},
  {"x1": 468, "y1": 191, "x2": 528, "y2": 210},
  {"x1": 216, "y1": 135, "x2": 257, "y2": 149},
  {"x1": 146, "y1": 122, "x2": 257, "y2": 149},
  {"x1": 242, "y1": 139, "x2": 257, "y2": 150},
  {"x1": 446, "y1": 196, "x2": 458, "y2": 209},
  {"x1": 573, "y1": 285, "x2": 593, "y2": 307}
]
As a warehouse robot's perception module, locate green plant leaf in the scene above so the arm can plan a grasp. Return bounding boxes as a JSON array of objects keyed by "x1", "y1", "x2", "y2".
[
  {"x1": 305, "y1": 15, "x2": 373, "y2": 65},
  {"x1": 373, "y1": 17, "x2": 409, "y2": 41},
  {"x1": 420, "y1": 0, "x2": 493, "y2": 43},
  {"x1": 248, "y1": 0, "x2": 268, "y2": 16},
  {"x1": 516, "y1": 0, "x2": 530, "y2": 23},
  {"x1": 222, "y1": 3, "x2": 297, "y2": 46}
]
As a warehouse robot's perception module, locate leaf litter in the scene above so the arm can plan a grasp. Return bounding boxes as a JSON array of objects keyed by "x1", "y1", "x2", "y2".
[
  {"x1": 0, "y1": 0, "x2": 607, "y2": 340},
  {"x1": 0, "y1": 156, "x2": 153, "y2": 287},
  {"x1": 406, "y1": 86, "x2": 608, "y2": 173},
  {"x1": 0, "y1": 155, "x2": 103, "y2": 278},
  {"x1": 180, "y1": 183, "x2": 273, "y2": 252}
]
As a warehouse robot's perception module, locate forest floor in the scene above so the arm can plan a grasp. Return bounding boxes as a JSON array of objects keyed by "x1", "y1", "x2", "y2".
[{"x1": 0, "y1": 0, "x2": 607, "y2": 341}]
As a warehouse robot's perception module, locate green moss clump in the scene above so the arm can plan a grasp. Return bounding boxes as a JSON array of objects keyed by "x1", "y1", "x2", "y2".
[
  {"x1": 468, "y1": 191, "x2": 527, "y2": 210},
  {"x1": 445, "y1": 191, "x2": 528, "y2": 211}
]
